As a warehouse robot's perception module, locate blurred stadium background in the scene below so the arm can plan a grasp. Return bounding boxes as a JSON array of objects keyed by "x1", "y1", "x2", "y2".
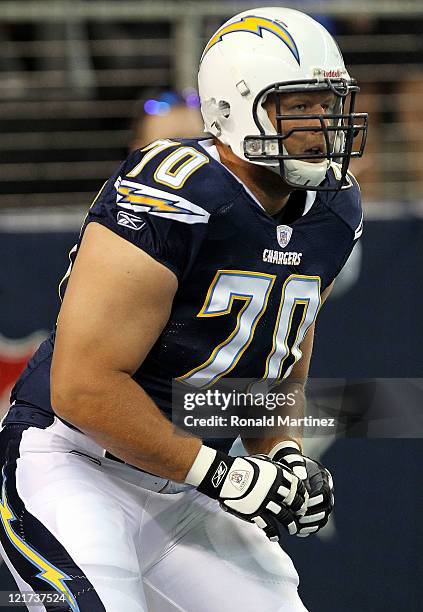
[{"x1": 0, "y1": 1, "x2": 422, "y2": 611}]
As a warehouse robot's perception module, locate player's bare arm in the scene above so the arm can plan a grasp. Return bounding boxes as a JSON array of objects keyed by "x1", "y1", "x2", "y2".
[
  {"x1": 51, "y1": 221, "x2": 202, "y2": 482},
  {"x1": 241, "y1": 280, "x2": 334, "y2": 457}
]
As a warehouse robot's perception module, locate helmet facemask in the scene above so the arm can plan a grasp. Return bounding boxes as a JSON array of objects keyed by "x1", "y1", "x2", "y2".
[{"x1": 243, "y1": 78, "x2": 368, "y2": 191}]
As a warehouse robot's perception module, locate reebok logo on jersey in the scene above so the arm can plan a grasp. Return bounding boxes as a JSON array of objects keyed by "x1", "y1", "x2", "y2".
[
  {"x1": 212, "y1": 461, "x2": 228, "y2": 488},
  {"x1": 229, "y1": 470, "x2": 251, "y2": 492},
  {"x1": 263, "y1": 249, "x2": 302, "y2": 266},
  {"x1": 117, "y1": 211, "x2": 146, "y2": 231}
]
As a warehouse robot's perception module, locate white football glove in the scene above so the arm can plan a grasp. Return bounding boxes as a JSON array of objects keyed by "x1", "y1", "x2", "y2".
[
  {"x1": 269, "y1": 440, "x2": 334, "y2": 537},
  {"x1": 185, "y1": 446, "x2": 309, "y2": 542}
]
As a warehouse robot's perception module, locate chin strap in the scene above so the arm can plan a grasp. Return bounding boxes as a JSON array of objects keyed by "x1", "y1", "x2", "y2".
[
  {"x1": 259, "y1": 156, "x2": 329, "y2": 188},
  {"x1": 283, "y1": 157, "x2": 330, "y2": 187}
]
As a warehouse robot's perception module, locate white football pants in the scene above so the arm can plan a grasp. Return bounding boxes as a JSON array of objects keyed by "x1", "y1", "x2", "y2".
[{"x1": 0, "y1": 418, "x2": 308, "y2": 612}]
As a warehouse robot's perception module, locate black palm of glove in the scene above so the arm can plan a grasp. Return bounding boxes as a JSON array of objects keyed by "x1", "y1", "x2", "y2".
[
  {"x1": 296, "y1": 456, "x2": 334, "y2": 537},
  {"x1": 269, "y1": 441, "x2": 334, "y2": 537}
]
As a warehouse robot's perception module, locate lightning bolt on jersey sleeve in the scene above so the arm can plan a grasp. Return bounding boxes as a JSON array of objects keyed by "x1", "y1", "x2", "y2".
[{"x1": 83, "y1": 141, "x2": 217, "y2": 281}]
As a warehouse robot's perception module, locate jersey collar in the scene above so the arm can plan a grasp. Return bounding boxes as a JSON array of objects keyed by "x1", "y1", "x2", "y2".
[{"x1": 199, "y1": 138, "x2": 317, "y2": 217}]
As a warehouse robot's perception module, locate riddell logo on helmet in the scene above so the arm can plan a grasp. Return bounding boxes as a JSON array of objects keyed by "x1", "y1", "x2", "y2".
[{"x1": 323, "y1": 70, "x2": 342, "y2": 78}]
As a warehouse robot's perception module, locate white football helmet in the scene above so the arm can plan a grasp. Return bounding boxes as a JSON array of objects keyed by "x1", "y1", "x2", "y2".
[{"x1": 198, "y1": 7, "x2": 368, "y2": 191}]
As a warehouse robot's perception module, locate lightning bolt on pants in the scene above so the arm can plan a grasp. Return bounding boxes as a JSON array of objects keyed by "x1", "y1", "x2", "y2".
[{"x1": 0, "y1": 417, "x2": 308, "y2": 612}]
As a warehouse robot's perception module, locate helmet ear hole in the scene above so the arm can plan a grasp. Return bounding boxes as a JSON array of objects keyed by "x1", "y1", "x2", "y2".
[{"x1": 218, "y1": 100, "x2": 231, "y2": 118}]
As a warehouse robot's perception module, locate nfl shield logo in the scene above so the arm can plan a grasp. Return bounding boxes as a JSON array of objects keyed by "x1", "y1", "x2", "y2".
[{"x1": 276, "y1": 225, "x2": 293, "y2": 248}]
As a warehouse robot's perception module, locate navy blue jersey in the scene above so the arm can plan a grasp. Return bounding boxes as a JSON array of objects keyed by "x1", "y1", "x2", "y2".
[{"x1": 8, "y1": 138, "x2": 362, "y2": 452}]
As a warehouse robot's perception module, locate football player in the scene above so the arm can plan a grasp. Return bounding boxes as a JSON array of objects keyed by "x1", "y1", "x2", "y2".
[{"x1": 0, "y1": 7, "x2": 367, "y2": 611}]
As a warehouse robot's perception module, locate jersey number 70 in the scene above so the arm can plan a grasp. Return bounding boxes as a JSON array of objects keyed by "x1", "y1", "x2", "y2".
[{"x1": 178, "y1": 271, "x2": 321, "y2": 388}]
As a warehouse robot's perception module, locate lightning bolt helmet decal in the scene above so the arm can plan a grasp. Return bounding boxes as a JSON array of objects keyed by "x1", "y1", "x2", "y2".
[{"x1": 201, "y1": 15, "x2": 300, "y2": 65}]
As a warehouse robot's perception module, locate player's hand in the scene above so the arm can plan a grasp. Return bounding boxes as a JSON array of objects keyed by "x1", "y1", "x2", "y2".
[
  {"x1": 185, "y1": 447, "x2": 308, "y2": 542},
  {"x1": 269, "y1": 441, "x2": 334, "y2": 537},
  {"x1": 297, "y1": 456, "x2": 334, "y2": 537}
]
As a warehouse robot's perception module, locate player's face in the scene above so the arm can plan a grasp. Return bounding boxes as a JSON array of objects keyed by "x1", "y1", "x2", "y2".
[{"x1": 264, "y1": 91, "x2": 337, "y2": 162}]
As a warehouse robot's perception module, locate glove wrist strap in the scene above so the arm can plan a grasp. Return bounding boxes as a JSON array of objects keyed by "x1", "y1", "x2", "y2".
[
  {"x1": 185, "y1": 445, "x2": 234, "y2": 499},
  {"x1": 269, "y1": 439, "x2": 301, "y2": 462}
]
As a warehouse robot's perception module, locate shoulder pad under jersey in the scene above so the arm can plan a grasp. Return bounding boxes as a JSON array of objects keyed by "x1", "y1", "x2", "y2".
[
  {"x1": 84, "y1": 138, "x2": 243, "y2": 281},
  {"x1": 115, "y1": 138, "x2": 243, "y2": 223}
]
